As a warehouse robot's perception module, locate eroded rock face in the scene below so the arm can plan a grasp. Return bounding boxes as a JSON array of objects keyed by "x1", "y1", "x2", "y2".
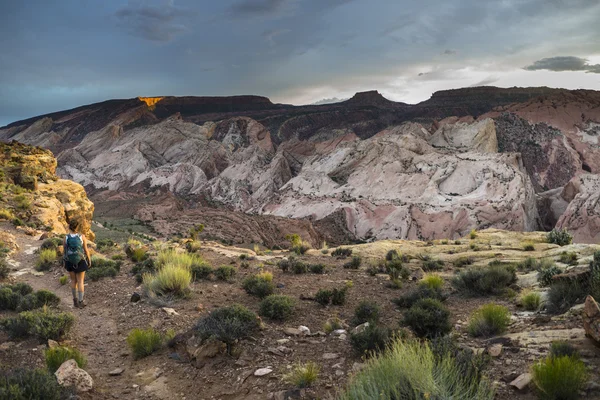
[
  {"x1": 584, "y1": 295, "x2": 600, "y2": 343},
  {"x1": 556, "y1": 174, "x2": 600, "y2": 243}
]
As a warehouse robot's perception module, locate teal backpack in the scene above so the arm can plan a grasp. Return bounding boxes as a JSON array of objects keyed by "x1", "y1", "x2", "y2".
[{"x1": 65, "y1": 234, "x2": 85, "y2": 264}]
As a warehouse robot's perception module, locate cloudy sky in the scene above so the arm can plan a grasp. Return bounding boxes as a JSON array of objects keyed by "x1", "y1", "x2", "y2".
[{"x1": 1, "y1": 0, "x2": 600, "y2": 126}]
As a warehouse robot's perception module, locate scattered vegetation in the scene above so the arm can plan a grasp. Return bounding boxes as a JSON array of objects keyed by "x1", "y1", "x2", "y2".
[
  {"x1": 127, "y1": 328, "x2": 163, "y2": 359},
  {"x1": 188, "y1": 224, "x2": 204, "y2": 241},
  {"x1": 35, "y1": 248, "x2": 57, "y2": 271},
  {"x1": 132, "y1": 258, "x2": 157, "y2": 283},
  {"x1": 523, "y1": 242, "x2": 535, "y2": 251},
  {"x1": 343, "y1": 255, "x2": 361, "y2": 269},
  {"x1": 420, "y1": 274, "x2": 444, "y2": 290},
  {"x1": 519, "y1": 291, "x2": 542, "y2": 311},
  {"x1": 284, "y1": 362, "x2": 319, "y2": 388},
  {"x1": 537, "y1": 261, "x2": 562, "y2": 286},
  {"x1": 316, "y1": 284, "x2": 350, "y2": 306},
  {"x1": 558, "y1": 251, "x2": 578, "y2": 266},
  {"x1": 467, "y1": 303, "x2": 511, "y2": 337},
  {"x1": 214, "y1": 265, "x2": 236, "y2": 281},
  {"x1": 549, "y1": 341, "x2": 579, "y2": 359},
  {"x1": 58, "y1": 274, "x2": 68, "y2": 285},
  {"x1": 286, "y1": 234, "x2": 311, "y2": 255},
  {"x1": 352, "y1": 300, "x2": 381, "y2": 326},
  {"x1": 403, "y1": 298, "x2": 452, "y2": 339},
  {"x1": 309, "y1": 263, "x2": 325, "y2": 274},
  {"x1": 422, "y1": 259, "x2": 444, "y2": 271},
  {"x1": 350, "y1": 324, "x2": 392, "y2": 355},
  {"x1": 331, "y1": 247, "x2": 352, "y2": 258},
  {"x1": 40, "y1": 237, "x2": 63, "y2": 251},
  {"x1": 96, "y1": 238, "x2": 116, "y2": 250},
  {"x1": 323, "y1": 316, "x2": 344, "y2": 334},
  {"x1": 87, "y1": 255, "x2": 121, "y2": 281},
  {"x1": 547, "y1": 281, "x2": 586, "y2": 314},
  {"x1": 143, "y1": 261, "x2": 192, "y2": 299},
  {"x1": 0, "y1": 283, "x2": 59, "y2": 311},
  {"x1": 195, "y1": 304, "x2": 260, "y2": 354},
  {"x1": 186, "y1": 240, "x2": 202, "y2": 253},
  {"x1": 190, "y1": 263, "x2": 213, "y2": 281},
  {"x1": 452, "y1": 264, "x2": 516, "y2": 296},
  {"x1": 469, "y1": 229, "x2": 478, "y2": 239},
  {"x1": 547, "y1": 228, "x2": 573, "y2": 246},
  {"x1": 453, "y1": 256, "x2": 474, "y2": 268},
  {"x1": 45, "y1": 346, "x2": 87, "y2": 373},
  {"x1": 259, "y1": 295, "x2": 295, "y2": 321},
  {"x1": 0, "y1": 208, "x2": 14, "y2": 220},
  {"x1": 393, "y1": 285, "x2": 446, "y2": 308},
  {"x1": 242, "y1": 272, "x2": 275, "y2": 298},
  {"x1": 0, "y1": 368, "x2": 71, "y2": 399},
  {"x1": 1, "y1": 308, "x2": 75, "y2": 341},
  {"x1": 532, "y1": 355, "x2": 587, "y2": 400}
]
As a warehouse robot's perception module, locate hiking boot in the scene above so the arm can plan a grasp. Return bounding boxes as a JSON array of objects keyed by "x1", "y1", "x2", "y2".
[
  {"x1": 78, "y1": 300, "x2": 87, "y2": 308},
  {"x1": 73, "y1": 298, "x2": 79, "y2": 308}
]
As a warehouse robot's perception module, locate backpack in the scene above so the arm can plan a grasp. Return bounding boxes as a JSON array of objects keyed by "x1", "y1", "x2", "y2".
[{"x1": 65, "y1": 234, "x2": 85, "y2": 265}]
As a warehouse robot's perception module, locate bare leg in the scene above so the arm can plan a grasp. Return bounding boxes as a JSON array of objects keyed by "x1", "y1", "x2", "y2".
[
  {"x1": 76, "y1": 272, "x2": 86, "y2": 306},
  {"x1": 69, "y1": 271, "x2": 78, "y2": 306}
]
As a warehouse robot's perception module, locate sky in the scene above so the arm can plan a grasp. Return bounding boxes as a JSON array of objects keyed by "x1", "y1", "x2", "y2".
[{"x1": 1, "y1": 0, "x2": 600, "y2": 126}]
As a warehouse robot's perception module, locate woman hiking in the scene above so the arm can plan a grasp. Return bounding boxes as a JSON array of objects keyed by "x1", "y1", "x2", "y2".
[{"x1": 63, "y1": 219, "x2": 92, "y2": 308}]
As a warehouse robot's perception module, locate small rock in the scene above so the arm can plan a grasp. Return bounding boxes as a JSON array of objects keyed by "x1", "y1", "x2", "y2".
[
  {"x1": 509, "y1": 373, "x2": 532, "y2": 391},
  {"x1": 161, "y1": 307, "x2": 179, "y2": 316},
  {"x1": 338, "y1": 334, "x2": 347, "y2": 340},
  {"x1": 195, "y1": 303, "x2": 204, "y2": 312},
  {"x1": 298, "y1": 326, "x2": 311, "y2": 335},
  {"x1": 332, "y1": 329, "x2": 347, "y2": 336},
  {"x1": 109, "y1": 368, "x2": 124, "y2": 376},
  {"x1": 488, "y1": 344, "x2": 503, "y2": 357},
  {"x1": 47, "y1": 339, "x2": 59, "y2": 349},
  {"x1": 254, "y1": 368, "x2": 273, "y2": 377},
  {"x1": 0, "y1": 342, "x2": 15, "y2": 351},
  {"x1": 130, "y1": 292, "x2": 141, "y2": 303},
  {"x1": 352, "y1": 322, "x2": 369, "y2": 335},
  {"x1": 55, "y1": 359, "x2": 93, "y2": 392},
  {"x1": 277, "y1": 339, "x2": 291, "y2": 345},
  {"x1": 323, "y1": 353, "x2": 338, "y2": 360},
  {"x1": 283, "y1": 328, "x2": 302, "y2": 336}
]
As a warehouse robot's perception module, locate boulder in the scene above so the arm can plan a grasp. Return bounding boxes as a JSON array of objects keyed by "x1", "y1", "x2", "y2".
[
  {"x1": 509, "y1": 373, "x2": 532, "y2": 391},
  {"x1": 55, "y1": 359, "x2": 93, "y2": 392},
  {"x1": 584, "y1": 295, "x2": 600, "y2": 343}
]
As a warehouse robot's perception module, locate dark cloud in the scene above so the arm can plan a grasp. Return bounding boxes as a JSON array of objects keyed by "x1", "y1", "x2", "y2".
[
  {"x1": 443, "y1": 49, "x2": 457, "y2": 55},
  {"x1": 114, "y1": 0, "x2": 191, "y2": 42},
  {"x1": 229, "y1": 0, "x2": 287, "y2": 17},
  {"x1": 524, "y1": 56, "x2": 600, "y2": 73}
]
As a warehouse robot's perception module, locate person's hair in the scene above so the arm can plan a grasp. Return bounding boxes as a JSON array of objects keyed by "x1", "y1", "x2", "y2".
[{"x1": 68, "y1": 219, "x2": 80, "y2": 232}]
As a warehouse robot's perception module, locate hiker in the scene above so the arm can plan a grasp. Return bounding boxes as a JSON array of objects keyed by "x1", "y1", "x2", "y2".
[{"x1": 63, "y1": 219, "x2": 92, "y2": 308}]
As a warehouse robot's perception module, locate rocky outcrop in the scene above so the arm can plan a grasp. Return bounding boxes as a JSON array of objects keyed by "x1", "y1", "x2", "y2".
[
  {"x1": 555, "y1": 174, "x2": 600, "y2": 243},
  {"x1": 584, "y1": 295, "x2": 600, "y2": 343},
  {"x1": 55, "y1": 359, "x2": 93, "y2": 392},
  {"x1": 0, "y1": 141, "x2": 95, "y2": 239}
]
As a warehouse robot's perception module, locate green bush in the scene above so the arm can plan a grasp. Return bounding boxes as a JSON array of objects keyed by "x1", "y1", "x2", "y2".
[
  {"x1": 291, "y1": 259, "x2": 308, "y2": 274},
  {"x1": 559, "y1": 251, "x2": 578, "y2": 265},
  {"x1": 331, "y1": 286, "x2": 348, "y2": 305},
  {"x1": 186, "y1": 240, "x2": 202, "y2": 253},
  {"x1": 350, "y1": 324, "x2": 391, "y2": 355},
  {"x1": 469, "y1": 229, "x2": 478, "y2": 239},
  {"x1": 142, "y1": 263, "x2": 192, "y2": 298},
  {"x1": 91, "y1": 255, "x2": 122, "y2": 270},
  {"x1": 331, "y1": 247, "x2": 352, "y2": 258},
  {"x1": 191, "y1": 263, "x2": 213, "y2": 281},
  {"x1": 547, "y1": 281, "x2": 586, "y2": 314},
  {"x1": 538, "y1": 262, "x2": 563, "y2": 286},
  {"x1": 452, "y1": 264, "x2": 516, "y2": 296},
  {"x1": 284, "y1": 362, "x2": 319, "y2": 388},
  {"x1": 242, "y1": 273, "x2": 275, "y2": 298},
  {"x1": 40, "y1": 237, "x2": 63, "y2": 251},
  {"x1": 532, "y1": 356, "x2": 587, "y2": 400},
  {"x1": 520, "y1": 291, "x2": 542, "y2": 311},
  {"x1": 259, "y1": 295, "x2": 295, "y2": 320},
  {"x1": 422, "y1": 259, "x2": 444, "y2": 271},
  {"x1": 1, "y1": 308, "x2": 74, "y2": 341},
  {"x1": 338, "y1": 339, "x2": 494, "y2": 400},
  {"x1": 45, "y1": 346, "x2": 87, "y2": 372},
  {"x1": 550, "y1": 341, "x2": 580, "y2": 359},
  {"x1": 214, "y1": 265, "x2": 236, "y2": 281},
  {"x1": 59, "y1": 275, "x2": 68, "y2": 285},
  {"x1": 0, "y1": 287, "x2": 21, "y2": 310},
  {"x1": 16, "y1": 293, "x2": 42, "y2": 312},
  {"x1": 453, "y1": 256, "x2": 474, "y2": 268},
  {"x1": 309, "y1": 263, "x2": 325, "y2": 274},
  {"x1": 403, "y1": 298, "x2": 452, "y2": 338},
  {"x1": 386, "y1": 249, "x2": 399, "y2": 261},
  {"x1": 393, "y1": 286, "x2": 446, "y2": 308},
  {"x1": 9, "y1": 282, "x2": 33, "y2": 295},
  {"x1": 523, "y1": 242, "x2": 535, "y2": 251},
  {"x1": 130, "y1": 247, "x2": 148, "y2": 262},
  {"x1": 420, "y1": 274, "x2": 444, "y2": 290},
  {"x1": 0, "y1": 368, "x2": 71, "y2": 399},
  {"x1": 467, "y1": 303, "x2": 511, "y2": 337},
  {"x1": 547, "y1": 229, "x2": 573, "y2": 246},
  {"x1": 343, "y1": 256, "x2": 361, "y2": 269},
  {"x1": 87, "y1": 255, "x2": 121, "y2": 281},
  {"x1": 127, "y1": 328, "x2": 163, "y2": 359},
  {"x1": 96, "y1": 238, "x2": 116, "y2": 250},
  {"x1": 352, "y1": 300, "x2": 381, "y2": 326},
  {"x1": 0, "y1": 259, "x2": 8, "y2": 280},
  {"x1": 35, "y1": 248, "x2": 57, "y2": 271},
  {"x1": 195, "y1": 304, "x2": 260, "y2": 354},
  {"x1": 430, "y1": 335, "x2": 489, "y2": 389},
  {"x1": 315, "y1": 289, "x2": 332, "y2": 306},
  {"x1": 132, "y1": 258, "x2": 156, "y2": 283}
]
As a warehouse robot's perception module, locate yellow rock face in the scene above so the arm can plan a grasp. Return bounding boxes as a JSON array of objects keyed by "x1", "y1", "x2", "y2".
[{"x1": 138, "y1": 97, "x2": 164, "y2": 107}]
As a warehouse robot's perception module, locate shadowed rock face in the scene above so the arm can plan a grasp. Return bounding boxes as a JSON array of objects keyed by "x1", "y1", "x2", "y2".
[{"x1": 2, "y1": 86, "x2": 600, "y2": 243}]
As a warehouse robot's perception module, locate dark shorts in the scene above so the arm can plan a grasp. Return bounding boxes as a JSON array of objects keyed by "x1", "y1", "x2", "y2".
[{"x1": 65, "y1": 259, "x2": 89, "y2": 273}]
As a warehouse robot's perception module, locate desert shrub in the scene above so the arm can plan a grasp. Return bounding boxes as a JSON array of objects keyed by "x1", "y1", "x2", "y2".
[
  {"x1": 35, "y1": 248, "x2": 57, "y2": 271},
  {"x1": 132, "y1": 258, "x2": 156, "y2": 283},
  {"x1": 186, "y1": 240, "x2": 202, "y2": 253},
  {"x1": 331, "y1": 286, "x2": 348, "y2": 305},
  {"x1": 323, "y1": 316, "x2": 344, "y2": 333},
  {"x1": 547, "y1": 229, "x2": 573, "y2": 246},
  {"x1": 286, "y1": 233, "x2": 311, "y2": 255},
  {"x1": 45, "y1": 346, "x2": 87, "y2": 372},
  {"x1": 343, "y1": 255, "x2": 361, "y2": 269},
  {"x1": 452, "y1": 264, "x2": 516, "y2": 296},
  {"x1": 188, "y1": 224, "x2": 204, "y2": 240},
  {"x1": 91, "y1": 255, "x2": 121, "y2": 270},
  {"x1": 242, "y1": 273, "x2": 275, "y2": 298},
  {"x1": 550, "y1": 341, "x2": 579, "y2": 359},
  {"x1": 386, "y1": 258, "x2": 410, "y2": 288},
  {"x1": 469, "y1": 229, "x2": 478, "y2": 239},
  {"x1": 111, "y1": 254, "x2": 125, "y2": 261},
  {"x1": 523, "y1": 242, "x2": 535, "y2": 251},
  {"x1": 284, "y1": 362, "x2": 319, "y2": 388},
  {"x1": 59, "y1": 275, "x2": 69, "y2": 285},
  {"x1": 125, "y1": 238, "x2": 144, "y2": 256},
  {"x1": 87, "y1": 255, "x2": 121, "y2": 281},
  {"x1": 420, "y1": 274, "x2": 444, "y2": 290},
  {"x1": 547, "y1": 281, "x2": 586, "y2": 314},
  {"x1": 96, "y1": 238, "x2": 116, "y2": 250},
  {"x1": 338, "y1": 339, "x2": 494, "y2": 400},
  {"x1": 277, "y1": 257, "x2": 291, "y2": 272},
  {"x1": 1, "y1": 308, "x2": 75, "y2": 341},
  {"x1": 353, "y1": 300, "x2": 381, "y2": 326},
  {"x1": 453, "y1": 256, "x2": 474, "y2": 268},
  {"x1": 532, "y1": 356, "x2": 587, "y2": 400},
  {"x1": 315, "y1": 289, "x2": 333, "y2": 306},
  {"x1": 386, "y1": 249, "x2": 400, "y2": 261},
  {"x1": 17, "y1": 290, "x2": 59, "y2": 312},
  {"x1": 558, "y1": 251, "x2": 578, "y2": 266},
  {"x1": 190, "y1": 263, "x2": 213, "y2": 281},
  {"x1": 467, "y1": 303, "x2": 510, "y2": 337},
  {"x1": 259, "y1": 295, "x2": 295, "y2": 320},
  {"x1": 518, "y1": 257, "x2": 538, "y2": 271},
  {"x1": 0, "y1": 288, "x2": 21, "y2": 310},
  {"x1": 309, "y1": 263, "x2": 325, "y2": 274},
  {"x1": 12, "y1": 217, "x2": 23, "y2": 226},
  {"x1": 422, "y1": 259, "x2": 444, "y2": 271},
  {"x1": 143, "y1": 264, "x2": 192, "y2": 298},
  {"x1": 331, "y1": 247, "x2": 352, "y2": 258},
  {"x1": 130, "y1": 247, "x2": 148, "y2": 262},
  {"x1": 0, "y1": 368, "x2": 71, "y2": 399},
  {"x1": 16, "y1": 293, "x2": 42, "y2": 312},
  {"x1": 0, "y1": 208, "x2": 14, "y2": 220},
  {"x1": 40, "y1": 237, "x2": 63, "y2": 251},
  {"x1": 214, "y1": 265, "x2": 236, "y2": 281},
  {"x1": 520, "y1": 291, "x2": 542, "y2": 311},
  {"x1": 291, "y1": 259, "x2": 308, "y2": 274},
  {"x1": 538, "y1": 262, "x2": 562, "y2": 286},
  {"x1": 127, "y1": 328, "x2": 163, "y2": 359},
  {"x1": 14, "y1": 194, "x2": 31, "y2": 210},
  {"x1": 0, "y1": 259, "x2": 8, "y2": 280},
  {"x1": 403, "y1": 298, "x2": 452, "y2": 339},
  {"x1": 430, "y1": 335, "x2": 489, "y2": 389},
  {"x1": 195, "y1": 304, "x2": 260, "y2": 354},
  {"x1": 350, "y1": 324, "x2": 392, "y2": 355},
  {"x1": 9, "y1": 282, "x2": 33, "y2": 296},
  {"x1": 393, "y1": 286, "x2": 446, "y2": 308}
]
